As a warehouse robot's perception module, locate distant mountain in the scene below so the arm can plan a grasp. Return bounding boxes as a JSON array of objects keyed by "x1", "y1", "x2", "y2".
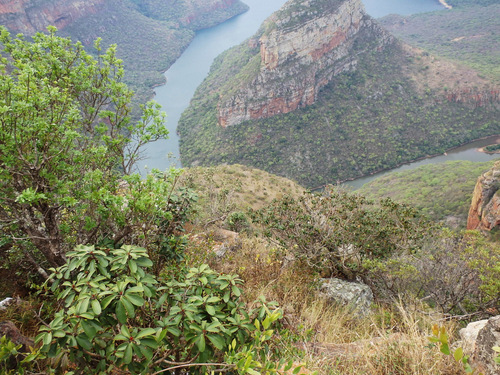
[
  {"x1": 0, "y1": 0, "x2": 248, "y2": 102},
  {"x1": 178, "y1": 0, "x2": 499, "y2": 187}
]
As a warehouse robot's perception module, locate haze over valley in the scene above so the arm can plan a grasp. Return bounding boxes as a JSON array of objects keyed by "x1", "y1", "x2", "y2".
[{"x1": 1, "y1": 1, "x2": 499, "y2": 374}]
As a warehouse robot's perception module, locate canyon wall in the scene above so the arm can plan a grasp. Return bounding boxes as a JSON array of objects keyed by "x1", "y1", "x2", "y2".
[
  {"x1": 0, "y1": 0, "x2": 106, "y2": 33},
  {"x1": 467, "y1": 160, "x2": 500, "y2": 231},
  {"x1": 217, "y1": 0, "x2": 394, "y2": 127},
  {"x1": 0, "y1": 0, "x2": 246, "y2": 34}
]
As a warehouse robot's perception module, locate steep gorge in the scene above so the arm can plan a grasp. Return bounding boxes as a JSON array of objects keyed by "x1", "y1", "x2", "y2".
[
  {"x1": 0, "y1": 0, "x2": 105, "y2": 33},
  {"x1": 178, "y1": 0, "x2": 499, "y2": 187},
  {"x1": 0, "y1": 0, "x2": 248, "y2": 103}
]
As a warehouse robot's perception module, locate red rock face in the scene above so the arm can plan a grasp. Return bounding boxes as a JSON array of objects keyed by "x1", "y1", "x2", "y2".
[
  {"x1": 0, "y1": 0, "x2": 105, "y2": 34},
  {"x1": 216, "y1": 0, "x2": 390, "y2": 127},
  {"x1": 467, "y1": 161, "x2": 500, "y2": 231}
]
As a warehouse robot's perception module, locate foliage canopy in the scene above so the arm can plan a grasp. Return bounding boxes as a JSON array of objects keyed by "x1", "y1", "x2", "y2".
[{"x1": 0, "y1": 27, "x2": 187, "y2": 275}]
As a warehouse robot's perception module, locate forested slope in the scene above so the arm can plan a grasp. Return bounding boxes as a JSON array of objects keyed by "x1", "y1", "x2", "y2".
[{"x1": 179, "y1": 1, "x2": 499, "y2": 187}]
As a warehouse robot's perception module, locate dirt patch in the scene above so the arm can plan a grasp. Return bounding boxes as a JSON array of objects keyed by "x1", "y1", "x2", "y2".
[{"x1": 401, "y1": 44, "x2": 494, "y2": 95}]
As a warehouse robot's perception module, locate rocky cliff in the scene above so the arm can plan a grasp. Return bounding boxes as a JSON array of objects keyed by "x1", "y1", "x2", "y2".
[
  {"x1": 0, "y1": 0, "x2": 105, "y2": 33},
  {"x1": 0, "y1": 0, "x2": 247, "y2": 105},
  {"x1": 216, "y1": 0, "x2": 393, "y2": 127},
  {"x1": 467, "y1": 160, "x2": 500, "y2": 231},
  {"x1": 0, "y1": 0, "x2": 246, "y2": 34}
]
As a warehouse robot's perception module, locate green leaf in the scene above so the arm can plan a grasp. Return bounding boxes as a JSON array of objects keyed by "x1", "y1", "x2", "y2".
[
  {"x1": 440, "y1": 343, "x2": 450, "y2": 356},
  {"x1": 232, "y1": 285, "x2": 241, "y2": 297},
  {"x1": 120, "y1": 325, "x2": 130, "y2": 338},
  {"x1": 123, "y1": 344, "x2": 133, "y2": 365},
  {"x1": 125, "y1": 293, "x2": 144, "y2": 307},
  {"x1": 140, "y1": 338, "x2": 159, "y2": 349},
  {"x1": 53, "y1": 330, "x2": 66, "y2": 338},
  {"x1": 453, "y1": 347, "x2": 463, "y2": 362},
  {"x1": 42, "y1": 332, "x2": 53, "y2": 346},
  {"x1": 207, "y1": 334, "x2": 225, "y2": 350},
  {"x1": 91, "y1": 299, "x2": 102, "y2": 315},
  {"x1": 167, "y1": 326, "x2": 181, "y2": 337},
  {"x1": 135, "y1": 257, "x2": 153, "y2": 268},
  {"x1": 206, "y1": 305, "x2": 216, "y2": 316},
  {"x1": 81, "y1": 320, "x2": 97, "y2": 340},
  {"x1": 76, "y1": 335, "x2": 92, "y2": 351},
  {"x1": 136, "y1": 328, "x2": 156, "y2": 339},
  {"x1": 116, "y1": 300, "x2": 127, "y2": 324},
  {"x1": 293, "y1": 365, "x2": 303, "y2": 374},
  {"x1": 101, "y1": 295, "x2": 115, "y2": 309},
  {"x1": 196, "y1": 335, "x2": 206, "y2": 352},
  {"x1": 120, "y1": 297, "x2": 135, "y2": 318},
  {"x1": 128, "y1": 260, "x2": 137, "y2": 274},
  {"x1": 139, "y1": 345, "x2": 153, "y2": 361}
]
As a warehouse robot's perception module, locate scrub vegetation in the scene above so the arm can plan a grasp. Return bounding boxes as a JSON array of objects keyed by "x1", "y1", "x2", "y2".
[{"x1": 358, "y1": 160, "x2": 498, "y2": 227}]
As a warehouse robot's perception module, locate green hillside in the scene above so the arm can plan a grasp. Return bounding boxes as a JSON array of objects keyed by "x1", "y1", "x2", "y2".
[
  {"x1": 179, "y1": 26, "x2": 499, "y2": 187},
  {"x1": 358, "y1": 160, "x2": 498, "y2": 227},
  {"x1": 58, "y1": 0, "x2": 248, "y2": 104},
  {"x1": 379, "y1": 1, "x2": 500, "y2": 82}
]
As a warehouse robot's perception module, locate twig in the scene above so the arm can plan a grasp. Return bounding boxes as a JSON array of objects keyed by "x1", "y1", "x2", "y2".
[{"x1": 152, "y1": 362, "x2": 235, "y2": 375}]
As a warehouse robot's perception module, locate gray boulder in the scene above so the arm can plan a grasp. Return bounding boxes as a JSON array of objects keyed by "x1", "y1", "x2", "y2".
[
  {"x1": 319, "y1": 278, "x2": 373, "y2": 316},
  {"x1": 459, "y1": 316, "x2": 500, "y2": 375},
  {"x1": 472, "y1": 316, "x2": 500, "y2": 375},
  {"x1": 459, "y1": 319, "x2": 488, "y2": 356}
]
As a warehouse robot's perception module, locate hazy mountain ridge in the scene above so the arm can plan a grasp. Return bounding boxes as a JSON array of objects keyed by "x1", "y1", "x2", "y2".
[{"x1": 0, "y1": 0, "x2": 248, "y2": 103}]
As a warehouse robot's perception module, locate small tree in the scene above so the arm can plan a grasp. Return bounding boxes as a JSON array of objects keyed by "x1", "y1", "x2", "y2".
[{"x1": 0, "y1": 27, "x2": 185, "y2": 275}]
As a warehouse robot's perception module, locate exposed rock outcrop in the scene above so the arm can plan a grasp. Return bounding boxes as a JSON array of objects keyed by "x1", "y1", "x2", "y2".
[
  {"x1": 0, "y1": 321, "x2": 34, "y2": 350},
  {"x1": 460, "y1": 316, "x2": 500, "y2": 375},
  {"x1": 0, "y1": 0, "x2": 247, "y2": 35},
  {"x1": 467, "y1": 160, "x2": 500, "y2": 231},
  {"x1": 216, "y1": 0, "x2": 394, "y2": 127},
  {"x1": 319, "y1": 277, "x2": 373, "y2": 316}
]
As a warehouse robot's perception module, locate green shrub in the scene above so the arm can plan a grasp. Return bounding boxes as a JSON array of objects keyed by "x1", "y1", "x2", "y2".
[
  {"x1": 226, "y1": 211, "x2": 251, "y2": 233},
  {"x1": 253, "y1": 186, "x2": 430, "y2": 279},
  {"x1": 36, "y1": 244, "x2": 286, "y2": 374}
]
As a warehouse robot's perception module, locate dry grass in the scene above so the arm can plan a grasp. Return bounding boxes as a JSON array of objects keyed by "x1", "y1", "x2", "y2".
[
  {"x1": 180, "y1": 164, "x2": 306, "y2": 227},
  {"x1": 182, "y1": 167, "x2": 468, "y2": 374},
  {"x1": 198, "y1": 233, "x2": 466, "y2": 375}
]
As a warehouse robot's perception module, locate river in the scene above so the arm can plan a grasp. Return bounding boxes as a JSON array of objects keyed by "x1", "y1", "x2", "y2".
[
  {"x1": 346, "y1": 135, "x2": 500, "y2": 189},
  {"x1": 138, "y1": 0, "x2": 446, "y2": 174}
]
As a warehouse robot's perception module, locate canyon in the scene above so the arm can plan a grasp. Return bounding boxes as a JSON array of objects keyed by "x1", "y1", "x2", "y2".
[
  {"x1": 178, "y1": 0, "x2": 499, "y2": 187},
  {"x1": 0, "y1": 0, "x2": 246, "y2": 34},
  {"x1": 0, "y1": 0, "x2": 105, "y2": 33}
]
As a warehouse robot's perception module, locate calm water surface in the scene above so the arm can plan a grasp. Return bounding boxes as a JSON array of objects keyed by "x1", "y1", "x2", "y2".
[
  {"x1": 346, "y1": 136, "x2": 500, "y2": 189},
  {"x1": 138, "y1": 0, "x2": 453, "y2": 177}
]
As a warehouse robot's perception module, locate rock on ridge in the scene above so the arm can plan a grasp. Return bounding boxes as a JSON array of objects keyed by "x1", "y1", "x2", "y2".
[
  {"x1": 467, "y1": 160, "x2": 500, "y2": 231},
  {"x1": 216, "y1": 0, "x2": 394, "y2": 127},
  {"x1": 460, "y1": 316, "x2": 500, "y2": 375}
]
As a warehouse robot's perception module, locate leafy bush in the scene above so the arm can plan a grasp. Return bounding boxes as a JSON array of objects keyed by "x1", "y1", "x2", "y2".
[
  {"x1": 226, "y1": 211, "x2": 251, "y2": 233},
  {"x1": 253, "y1": 186, "x2": 429, "y2": 279},
  {"x1": 36, "y1": 244, "x2": 285, "y2": 374},
  {"x1": 0, "y1": 27, "x2": 192, "y2": 278},
  {"x1": 366, "y1": 230, "x2": 500, "y2": 315}
]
